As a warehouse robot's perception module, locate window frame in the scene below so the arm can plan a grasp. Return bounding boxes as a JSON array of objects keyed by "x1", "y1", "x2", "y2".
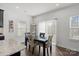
[{"x1": 70, "y1": 16, "x2": 79, "y2": 40}]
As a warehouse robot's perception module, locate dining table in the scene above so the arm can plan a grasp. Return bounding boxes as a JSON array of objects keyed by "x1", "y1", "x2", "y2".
[
  {"x1": 25, "y1": 36, "x2": 48, "y2": 56},
  {"x1": 35, "y1": 38, "x2": 48, "y2": 56}
]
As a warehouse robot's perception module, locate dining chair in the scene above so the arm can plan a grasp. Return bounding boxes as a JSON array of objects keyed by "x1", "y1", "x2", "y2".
[
  {"x1": 28, "y1": 34, "x2": 38, "y2": 54},
  {"x1": 25, "y1": 33, "x2": 30, "y2": 49},
  {"x1": 39, "y1": 35, "x2": 53, "y2": 56}
]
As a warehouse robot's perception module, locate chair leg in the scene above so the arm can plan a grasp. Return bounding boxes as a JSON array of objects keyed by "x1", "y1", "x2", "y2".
[
  {"x1": 39, "y1": 46, "x2": 40, "y2": 55},
  {"x1": 47, "y1": 48, "x2": 49, "y2": 56},
  {"x1": 50, "y1": 45, "x2": 52, "y2": 53},
  {"x1": 26, "y1": 42, "x2": 28, "y2": 50},
  {"x1": 26, "y1": 47, "x2": 27, "y2": 50},
  {"x1": 25, "y1": 47, "x2": 27, "y2": 55},
  {"x1": 29, "y1": 45, "x2": 30, "y2": 51},
  {"x1": 32, "y1": 47, "x2": 35, "y2": 54}
]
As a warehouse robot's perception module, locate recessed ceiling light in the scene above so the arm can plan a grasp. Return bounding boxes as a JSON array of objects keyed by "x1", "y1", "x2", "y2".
[
  {"x1": 16, "y1": 6, "x2": 19, "y2": 8},
  {"x1": 56, "y1": 4, "x2": 60, "y2": 6}
]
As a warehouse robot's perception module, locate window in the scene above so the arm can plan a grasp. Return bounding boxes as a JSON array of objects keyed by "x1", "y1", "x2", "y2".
[{"x1": 70, "y1": 16, "x2": 79, "y2": 40}]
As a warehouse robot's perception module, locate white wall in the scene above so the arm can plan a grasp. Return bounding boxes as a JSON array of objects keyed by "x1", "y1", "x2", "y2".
[
  {"x1": 38, "y1": 22, "x2": 45, "y2": 33},
  {"x1": 0, "y1": 8, "x2": 32, "y2": 42},
  {"x1": 35, "y1": 4, "x2": 79, "y2": 51}
]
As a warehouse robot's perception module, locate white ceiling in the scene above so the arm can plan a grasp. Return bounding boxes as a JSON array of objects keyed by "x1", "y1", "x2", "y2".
[{"x1": 0, "y1": 3, "x2": 76, "y2": 16}]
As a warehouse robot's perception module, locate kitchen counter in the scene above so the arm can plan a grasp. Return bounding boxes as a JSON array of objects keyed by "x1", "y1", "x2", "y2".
[{"x1": 0, "y1": 39, "x2": 26, "y2": 56}]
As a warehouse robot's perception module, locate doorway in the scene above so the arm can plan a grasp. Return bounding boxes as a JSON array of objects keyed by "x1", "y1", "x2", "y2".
[
  {"x1": 45, "y1": 20, "x2": 57, "y2": 45},
  {"x1": 17, "y1": 21, "x2": 27, "y2": 42},
  {"x1": 37, "y1": 19, "x2": 57, "y2": 45}
]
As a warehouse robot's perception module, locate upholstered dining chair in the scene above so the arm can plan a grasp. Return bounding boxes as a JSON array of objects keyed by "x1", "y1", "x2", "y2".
[
  {"x1": 39, "y1": 35, "x2": 53, "y2": 56},
  {"x1": 28, "y1": 34, "x2": 38, "y2": 54}
]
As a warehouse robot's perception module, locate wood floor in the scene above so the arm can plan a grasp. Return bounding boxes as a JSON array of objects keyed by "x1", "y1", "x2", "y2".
[{"x1": 21, "y1": 45, "x2": 79, "y2": 56}]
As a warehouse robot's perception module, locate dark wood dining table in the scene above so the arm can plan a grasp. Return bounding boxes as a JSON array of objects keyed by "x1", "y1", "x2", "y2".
[
  {"x1": 25, "y1": 37, "x2": 48, "y2": 56},
  {"x1": 35, "y1": 38, "x2": 48, "y2": 56}
]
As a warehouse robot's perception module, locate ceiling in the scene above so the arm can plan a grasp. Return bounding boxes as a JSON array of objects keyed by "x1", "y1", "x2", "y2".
[{"x1": 0, "y1": 3, "x2": 76, "y2": 16}]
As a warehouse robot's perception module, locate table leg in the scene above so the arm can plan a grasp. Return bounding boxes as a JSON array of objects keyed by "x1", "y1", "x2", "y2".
[
  {"x1": 43, "y1": 43, "x2": 45, "y2": 56},
  {"x1": 39, "y1": 45, "x2": 40, "y2": 55}
]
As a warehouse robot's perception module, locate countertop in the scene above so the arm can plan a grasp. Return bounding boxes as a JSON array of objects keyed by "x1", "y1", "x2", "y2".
[{"x1": 0, "y1": 39, "x2": 26, "y2": 56}]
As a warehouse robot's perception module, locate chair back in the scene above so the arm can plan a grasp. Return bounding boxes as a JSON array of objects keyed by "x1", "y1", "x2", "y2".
[
  {"x1": 28, "y1": 34, "x2": 35, "y2": 47},
  {"x1": 48, "y1": 35, "x2": 53, "y2": 44},
  {"x1": 28, "y1": 34, "x2": 34, "y2": 40}
]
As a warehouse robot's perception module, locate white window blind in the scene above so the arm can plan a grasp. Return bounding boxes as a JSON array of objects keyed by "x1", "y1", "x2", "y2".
[{"x1": 70, "y1": 16, "x2": 79, "y2": 40}]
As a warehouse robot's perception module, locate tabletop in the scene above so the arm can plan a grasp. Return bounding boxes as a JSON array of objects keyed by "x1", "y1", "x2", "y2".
[{"x1": 35, "y1": 37, "x2": 48, "y2": 43}]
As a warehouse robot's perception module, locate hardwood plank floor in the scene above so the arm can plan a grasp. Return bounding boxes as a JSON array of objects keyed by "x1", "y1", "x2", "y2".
[
  {"x1": 21, "y1": 44, "x2": 61, "y2": 56},
  {"x1": 21, "y1": 44, "x2": 79, "y2": 56}
]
